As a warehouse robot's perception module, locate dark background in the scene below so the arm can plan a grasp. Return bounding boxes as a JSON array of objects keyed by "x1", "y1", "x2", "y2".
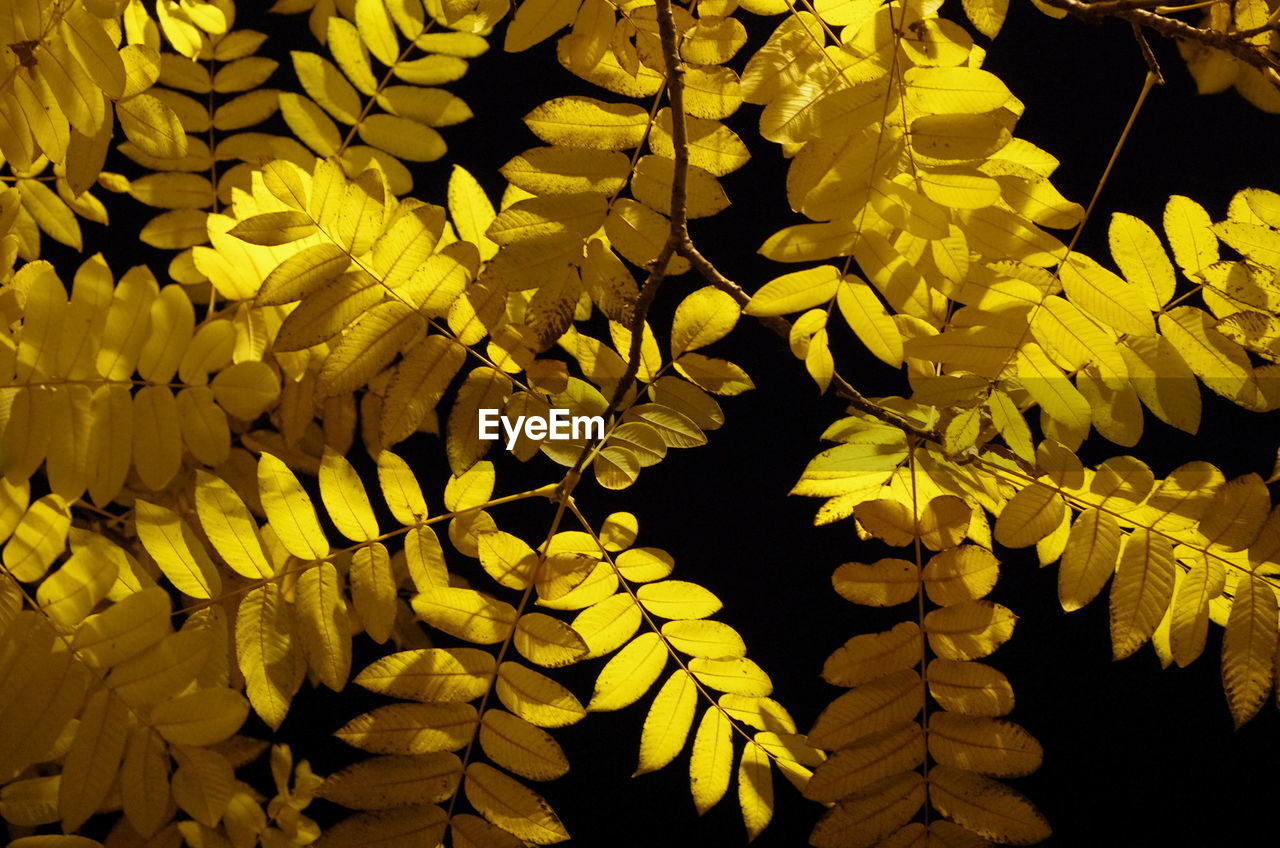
[{"x1": 93, "y1": 2, "x2": 1280, "y2": 846}]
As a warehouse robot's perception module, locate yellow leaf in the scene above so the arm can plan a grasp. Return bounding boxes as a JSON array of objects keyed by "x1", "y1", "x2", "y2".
[
  {"x1": 479, "y1": 710, "x2": 569, "y2": 781},
  {"x1": 496, "y1": 661, "x2": 587, "y2": 728},
  {"x1": 318, "y1": 448, "x2": 380, "y2": 542},
  {"x1": 927, "y1": 659, "x2": 1015, "y2": 716},
  {"x1": 745, "y1": 266, "x2": 839, "y2": 317},
  {"x1": 1057, "y1": 508, "x2": 1121, "y2": 612},
  {"x1": 822, "y1": 621, "x2": 922, "y2": 687},
  {"x1": 1169, "y1": 557, "x2": 1223, "y2": 668},
  {"x1": 258, "y1": 452, "x2": 329, "y2": 559},
  {"x1": 1108, "y1": 212, "x2": 1174, "y2": 310},
  {"x1": 928, "y1": 765, "x2": 1051, "y2": 844},
  {"x1": 320, "y1": 753, "x2": 462, "y2": 809},
  {"x1": 505, "y1": 0, "x2": 583, "y2": 51},
  {"x1": 588, "y1": 632, "x2": 667, "y2": 711},
  {"x1": 837, "y1": 274, "x2": 903, "y2": 367},
  {"x1": 809, "y1": 771, "x2": 924, "y2": 848},
  {"x1": 478, "y1": 531, "x2": 540, "y2": 590},
  {"x1": 994, "y1": 480, "x2": 1066, "y2": 549},
  {"x1": 904, "y1": 66, "x2": 1011, "y2": 114},
  {"x1": 292, "y1": 51, "x2": 362, "y2": 123},
  {"x1": 632, "y1": 155, "x2": 729, "y2": 219},
  {"x1": 359, "y1": 113, "x2": 446, "y2": 162},
  {"x1": 116, "y1": 94, "x2": 188, "y2": 160},
  {"x1": 150, "y1": 688, "x2": 250, "y2": 746},
  {"x1": 688, "y1": 657, "x2": 773, "y2": 696},
  {"x1": 928, "y1": 713, "x2": 1042, "y2": 777},
  {"x1": 636, "y1": 580, "x2": 722, "y2": 620},
  {"x1": 738, "y1": 740, "x2": 773, "y2": 840},
  {"x1": 1160, "y1": 306, "x2": 1261, "y2": 408},
  {"x1": 71, "y1": 587, "x2": 170, "y2": 669},
  {"x1": 314, "y1": 805, "x2": 447, "y2": 848},
  {"x1": 661, "y1": 619, "x2": 747, "y2": 659},
  {"x1": 808, "y1": 670, "x2": 923, "y2": 750},
  {"x1": 1109, "y1": 528, "x2": 1176, "y2": 659},
  {"x1": 195, "y1": 470, "x2": 273, "y2": 580},
  {"x1": 571, "y1": 593, "x2": 641, "y2": 658},
  {"x1": 59, "y1": 689, "x2": 129, "y2": 831},
  {"x1": 448, "y1": 165, "x2": 499, "y2": 259},
  {"x1": 514, "y1": 613, "x2": 588, "y2": 667},
  {"x1": 135, "y1": 500, "x2": 221, "y2": 600},
  {"x1": 413, "y1": 587, "x2": 517, "y2": 644},
  {"x1": 1163, "y1": 194, "x2": 1218, "y2": 276},
  {"x1": 924, "y1": 600, "x2": 1017, "y2": 660},
  {"x1": 670, "y1": 287, "x2": 740, "y2": 357},
  {"x1": 336, "y1": 702, "x2": 478, "y2": 754},
  {"x1": 464, "y1": 762, "x2": 569, "y2": 844},
  {"x1": 376, "y1": 450, "x2": 430, "y2": 525},
  {"x1": 832, "y1": 558, "x2": 920, "y2": 607},
  {"x1": 523, "y1": 96, "x2": 649, "y2": 149},
  {"x1": 296, "y1": 561, "x2": 352, "y2": 690},
  {"x1": 235, "y1": 584, "x2": 297, "y2": 730},
  {"x1": 689, "y1": 705, "x2": 733, "y2": 813},
  {"x1": 804, "y1": 723, "x2": 924, "y2": 804},
  {"x1": 356, "y1": 648, "x2": 496, "y2": 702},
  {"x1": 1222, "y1": 572, "x2": 1278, "y2": 726},
  {"x1": 120, "y1": 727, "x2": 170, "y2": 837}
]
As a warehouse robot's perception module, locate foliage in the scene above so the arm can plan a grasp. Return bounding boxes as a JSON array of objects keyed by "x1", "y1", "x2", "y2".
[{"x1": 0, "y1": 0, "x2": 1278, "y2": 846}]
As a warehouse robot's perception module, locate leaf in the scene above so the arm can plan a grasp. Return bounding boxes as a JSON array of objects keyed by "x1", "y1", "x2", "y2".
[
  {"x1": 376, "y1": 450, "x2": 430, "y2": 525},
  {"x1": 1109, "y1": 528, "x2": 1176, "y2": 659},
  {"x1": 120, "y1": 727, "x2": 170, "y2": 837},
  {"x1": 671, "y1": 287, "x2": 740, "y2": 357},
  {"x1": 496, "y1": 662, "x2": 587, "y2": 728},
  {"x1": 738, "y1": 740, "x2": 774, "y2": 841},
  {"x1": 505, "y1": 0, "x2": 584, "y2": 52},
  {"x1": 336, "y1": 703, "x2": 478, "y2": 754},
  {"x1": 195, "y1": 470, "x2": 273, "y2": 580},
  {"x1": 464, "y1": 762, "x2": 569, "y2": 844},
  {"x1": 904, "y1": 67, "x2": 1011, "y2": 114},
  {"x1": 837, "y1": 275, "x2": 903, "y2": 367},
  {"x1": 745, "y1": 266, "x2": 840, "y2": 317},
  {"x1": 929, "y1": 765, "x2": 1051, "y2": 844},
  {"x1": 822, "y1": 622, "x2": 923, "y2": 687},
  {"x1": 320, "y1": 753, "x2": 462, "y2": 809},
  {"x1": 661, "y1": 619, "x2": 747, "y2": 659},
  {"x1": 151, "y1": 688, "x2": 250, "y2": 746},
  {"x1": 448, "y1": 165, "x2": 499, "y2": 260},
  {"x1": 135, "y1": 500, "x2": 222, "y2": 600},
  {"x1": 479, "y1": 710, "x2": 569, "y2": 781},
  {"x1": 808, "y1": 771, "x2": 924, "y2": 848},
  {"x1": 809, "y1": 670, "x2": 924, "y2": 750},
  {"x1": 1163, "y1": 194, "x2": 1218, "y2": 276},
  {"x1": 514, "y1": 613, "x2": 589, "y2": 667},
  {"x1": 296, "y1": 561, "x2": 353, "y2": 690},
  {"x1": 924, "y1": 600, "x2": 1017, "y2": 661},
  {"x1": 636, "y1": 670, "x2": 698, "y2": 775},
  {"x1": 523, "y1": 96, "x2": 650, "y2": 150},
  {"x1": 1198, "y1": 473, "x2": 1270, "y2": 552},
  {"x1": 116, "y1": 94, "x2": 187, "y2": 159},
  {"x1": 924, "y1": 546, "x2": 1000, "y2": 606},
  {"x1": 235, "y1": 584, "x2": 298, "y2": 730},
  {"x1": 994, "y1": 481, "x2": 1065, "y2": 548},
  {"x1": 228, "y1": 210, "x2": 317, "y2": 246},
  {"x1": 59, "y1": 689, "x2": 129, "y2": 831},
  {"x1": 359, "y1": 114, "x2": 447, "y2": 162},
  {"x1": 356, "y1": 648, "x2": 495, "y2": 703},
  {"x1": 1221, "y1": 573, "x2": 1278, "y2": 727},
  {"x1": 832, "y1": 559, "x2": 920, "y2": 607},
  {"x1": 319, "y1": 301, "x2": 426, "y2": 398},
  {"x1": 804, "y1": 723, "x2": 925, "y2": 803},
  {"x1": 413, "y1": 588, "x2": 517, "y2": 644},
  {"x1": 927, "y1": 659, "x2": 1015, "y2": 716},
  {"x1": 588, "y1": 632, "x2": 668, "y2": 711},
  {"x1": 688, "y1": 657, "x2": 773, "y2": 696},
  {"x1": 1108, "y1": 212, "x2": 1174, "y2": 310},
  {"x1": 636, "y1": 580, "x2": 723, "y2": 620},
  {"x1": 689, "y1": 706, "x2": 733, "y2": 813},
  {"x1": 962, "y1": 0, "x2": 1009, "y2": 37},
  {"x1": 1058, "y1": 508, "x2": 1121, "y2": 612},
  {"x1": 319, "y1": 448, "x2": 380, "y2": 542},
  {"x1": 315, "y1": 805, "x2": 447, "y2": 848},
  {"x1": 927, "y1": 713, "x2": 1042, "y2": 777},
  {"x1": 258, "y1": 452, "x2": 329, "y2": 560}
]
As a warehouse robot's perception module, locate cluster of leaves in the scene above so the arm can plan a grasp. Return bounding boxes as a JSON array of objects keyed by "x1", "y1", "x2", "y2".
[{"x1": 1, "y1": 0, "x2": 1278, "y2": 846}]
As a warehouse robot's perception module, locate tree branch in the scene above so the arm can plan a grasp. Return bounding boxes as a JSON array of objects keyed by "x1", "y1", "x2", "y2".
[{"x1": 1039, "y1": 0, "x2": 1280, "y2": 75}]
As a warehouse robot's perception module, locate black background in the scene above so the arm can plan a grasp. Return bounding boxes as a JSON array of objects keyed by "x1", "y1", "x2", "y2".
[{"x1": 93, "y1": 2, "x2": 1280, "y2": 846}]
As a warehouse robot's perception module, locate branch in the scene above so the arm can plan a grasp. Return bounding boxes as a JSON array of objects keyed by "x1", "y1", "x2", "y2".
[{"x1": 1039, "y1": 0, "x2": 1280, "y2": 75}]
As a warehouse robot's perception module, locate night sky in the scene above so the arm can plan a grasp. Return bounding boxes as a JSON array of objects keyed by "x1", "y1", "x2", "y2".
[{"x1": 90, "y1": 2, "x2": 1280, "y2": 845}]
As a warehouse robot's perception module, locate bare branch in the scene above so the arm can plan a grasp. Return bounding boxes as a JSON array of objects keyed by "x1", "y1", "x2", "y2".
[{"x1": 1039, "y1": 0, "x2": 1280, "y2": 75}]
